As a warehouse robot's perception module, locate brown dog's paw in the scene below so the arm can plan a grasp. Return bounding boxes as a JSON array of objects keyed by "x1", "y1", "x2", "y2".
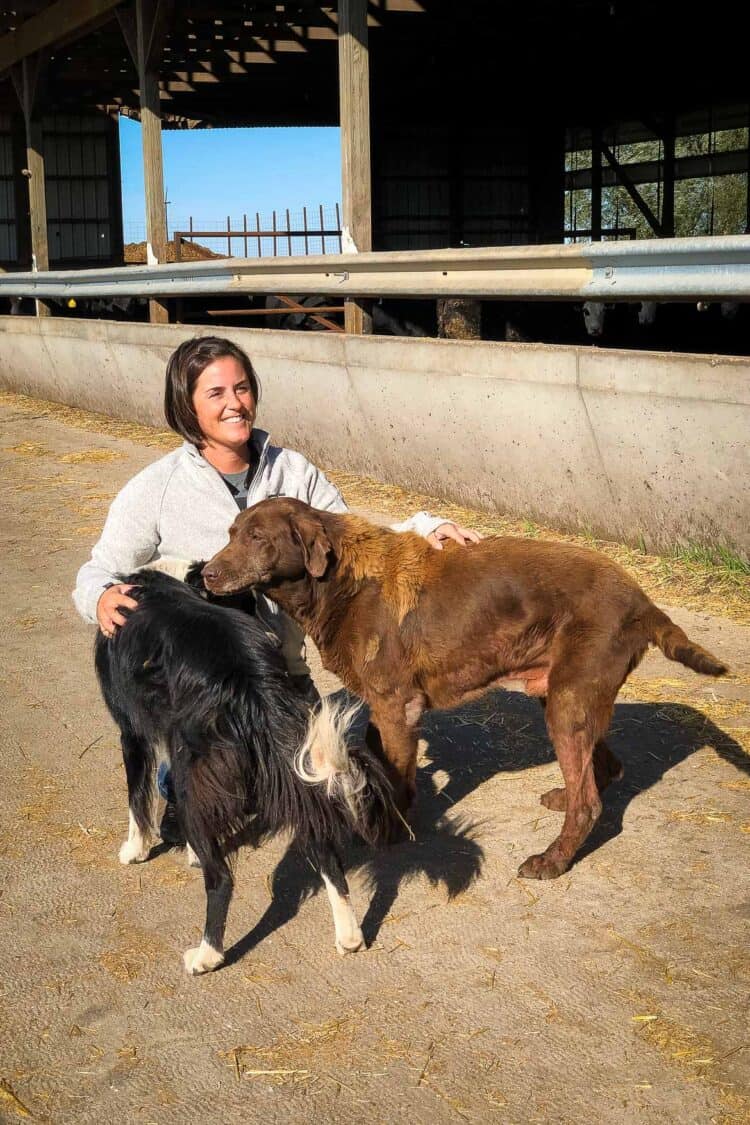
[
  {"x1": 539, "y1": 787, "x2": 567, "y2": 812},
  {"x1": 517, "y1": 852, "x2": 568, "y2": 880}
]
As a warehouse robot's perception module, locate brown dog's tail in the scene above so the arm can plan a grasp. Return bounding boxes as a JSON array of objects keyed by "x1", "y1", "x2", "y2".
[{"x1": 644, "y1": 606, "x2": 728, "y2": 677}]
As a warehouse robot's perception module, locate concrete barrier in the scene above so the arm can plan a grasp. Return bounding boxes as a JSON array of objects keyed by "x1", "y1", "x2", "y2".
[{"x1": 0, "y1": 315, "x2": 747, "y2": 559}]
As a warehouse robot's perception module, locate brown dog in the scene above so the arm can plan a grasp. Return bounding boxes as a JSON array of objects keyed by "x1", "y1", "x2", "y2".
[{"x1": 203, "y1": 498, "x2": 727, "y2": 880}]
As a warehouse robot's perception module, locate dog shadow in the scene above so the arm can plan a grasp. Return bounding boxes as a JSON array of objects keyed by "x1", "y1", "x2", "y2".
[{"x1": 224, "y1": 688, "x2": 747, "y2": 965}]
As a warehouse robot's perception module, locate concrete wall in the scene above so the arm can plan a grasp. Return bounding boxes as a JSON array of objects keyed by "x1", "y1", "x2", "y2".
[{"x1": 0, "y1": 315, "x2": 747, "y2": 560}]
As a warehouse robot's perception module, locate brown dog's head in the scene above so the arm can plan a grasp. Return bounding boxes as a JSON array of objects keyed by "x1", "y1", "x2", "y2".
[{"x1": 202, "y1": 496, "x2": 333, "y2": 595}]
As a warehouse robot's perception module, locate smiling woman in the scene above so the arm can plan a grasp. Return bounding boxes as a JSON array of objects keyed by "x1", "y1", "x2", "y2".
[
  {"x1": 73, "y1": 335, "x2": 479, "y2": 841},
  {"x1": 192, "y1": 359, "x2": 256, "y2": 457},
  {"x1": 165, "y1": 339, "x2": 259, "y2": 470}
]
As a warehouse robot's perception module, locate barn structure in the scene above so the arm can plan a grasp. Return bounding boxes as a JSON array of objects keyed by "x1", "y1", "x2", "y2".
[
  {"x1": 1, "y1": 2, "x2": 749, "y2": 297},
  {"x1": 0, "y1": 1, "x2": 747, "y2": 560}
]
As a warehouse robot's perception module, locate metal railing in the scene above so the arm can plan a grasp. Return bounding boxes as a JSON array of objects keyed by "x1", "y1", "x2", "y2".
[
  {"x1": 173, "y1": 205, "x2": 343, "y2": 259},
  {"x1": 2, "y1": 235, "x2": 750, "y2": 302}
]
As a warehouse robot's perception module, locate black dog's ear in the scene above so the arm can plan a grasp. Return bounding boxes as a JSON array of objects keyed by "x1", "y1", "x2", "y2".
[
  {"x1": 189, "y1": 557, "x2": 257, "y2": 615},
  {"x1": 292, "y1": 516, "x2": 332, "y2": 578},
  {"x1": 184, "y1": 560, "x2": 209, "y2": 593}
]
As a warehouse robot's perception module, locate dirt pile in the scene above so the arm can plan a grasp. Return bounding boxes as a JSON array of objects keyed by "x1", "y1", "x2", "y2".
[{"x1": 123, "y1": 239, "x2": 226, "y2": 264}]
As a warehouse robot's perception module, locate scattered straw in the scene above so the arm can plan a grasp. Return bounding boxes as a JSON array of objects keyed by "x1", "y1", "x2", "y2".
[
  {"x1": 59, "y1": 450, "x2": 123, "y2": 465},
  {"x1": 669, "y1": 809, "x2": 735, "y2": 828},
  {"x1": 241, "y1": 959, "x2": 293, "y2": 986},
  {"x1": 3, "y1": 441, "x2": 49, "y2": 457},
  {"x1": 99, "y1": 921, "x2": 167, "y2": 982},
  {"x1": 616, "y1": 672, "x2": 750, "y2": 762},
  {"x1": 0, "y1": 1080, "x2": 32, "y2": 1119},
  {"x1": 0, "y1": 390, "x2": 179, "y2": 449},
  {"x1": 625, "y1": 991, "x2": 750, "y2": 1122},
  {"x1": 225, "y1": 1012, "x2": 362, "y2": 1085}
]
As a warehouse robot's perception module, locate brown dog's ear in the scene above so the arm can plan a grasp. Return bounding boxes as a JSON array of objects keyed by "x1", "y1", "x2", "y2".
[{"x1": 292, "y1": 516, "x2": 332, "y2": 578}]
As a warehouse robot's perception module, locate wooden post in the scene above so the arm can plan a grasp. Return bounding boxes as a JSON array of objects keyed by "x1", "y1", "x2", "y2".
[
  {"x1": 11, "y1": 54, "x2": 50, "y2": 316},
  {"x1": 590, "y1": 123, "x2": 602, "y2": 242},
  {"x1": 135, "y1": 0, "x2": 169, "y2": 323},
  {"x1": 338, "y1": 0, "x2": 372, "y2": 334},
  {"x1": 661, "y1": 117, "x2": 675, "y2": 238}
]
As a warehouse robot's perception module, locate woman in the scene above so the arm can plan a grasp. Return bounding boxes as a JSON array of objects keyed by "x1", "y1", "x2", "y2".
[{"x1": 74, "y1": 336, "x2": 479, "y2": 836}]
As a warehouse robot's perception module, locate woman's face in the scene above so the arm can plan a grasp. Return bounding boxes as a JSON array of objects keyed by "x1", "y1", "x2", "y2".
[{"x1": 192, "y1": 355, "x2": 256, "y2": 451}]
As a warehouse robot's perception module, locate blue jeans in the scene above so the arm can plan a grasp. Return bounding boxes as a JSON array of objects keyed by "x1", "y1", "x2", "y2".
[{"x1": 157, "y1": 761, "x2": 175, "y2": 803}]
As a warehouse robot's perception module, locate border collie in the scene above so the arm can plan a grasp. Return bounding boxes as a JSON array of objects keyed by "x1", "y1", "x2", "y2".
[{"x1": 94, "y1": 564, "x2": 397, "y2": 975}]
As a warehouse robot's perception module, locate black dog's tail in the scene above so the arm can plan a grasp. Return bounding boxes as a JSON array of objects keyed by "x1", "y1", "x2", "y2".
[
  {"x1": 643, "y1": 605, "x2": 728, "y2": 677},
  {"x1": 295, "y1": 698, "x2": 397, "y2": 845}
]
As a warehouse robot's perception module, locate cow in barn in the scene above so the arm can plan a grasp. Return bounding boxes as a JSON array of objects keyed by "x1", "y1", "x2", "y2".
[{"x1": 483, "y1": 298, "x2": 750, "y2": 355}]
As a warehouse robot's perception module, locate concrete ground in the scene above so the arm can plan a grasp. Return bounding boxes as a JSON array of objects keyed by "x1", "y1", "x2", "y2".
[{"x1": 0, "y1": 397, "x2": 748, "y2": 1125}]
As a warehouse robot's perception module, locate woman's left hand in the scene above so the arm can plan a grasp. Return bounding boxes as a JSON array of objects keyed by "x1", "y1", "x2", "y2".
[{"x1": 427, "y1": 522, "x2": 482, "y2": 550}]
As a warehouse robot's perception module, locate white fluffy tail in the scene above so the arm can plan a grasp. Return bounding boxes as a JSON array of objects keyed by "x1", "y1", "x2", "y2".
[{"x1": 294, "y1": 697, "x2": 367, "y2": 822}]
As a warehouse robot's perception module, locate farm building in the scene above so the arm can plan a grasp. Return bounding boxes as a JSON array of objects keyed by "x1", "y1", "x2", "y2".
[{"x1": 0, "y1": 1, "x2": 749, "y2": 275}]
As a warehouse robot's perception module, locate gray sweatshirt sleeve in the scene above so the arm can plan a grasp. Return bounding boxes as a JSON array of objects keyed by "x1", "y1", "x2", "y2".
[
  {"x1": 72, "y1": 473, "x2": 163, "y2": 624},
  {"x1": 390, "y1": 511, "x2": 449, "y2": 537},
  {"x1": 303, "y1": 461, "x2": 348, "y2": 512}
]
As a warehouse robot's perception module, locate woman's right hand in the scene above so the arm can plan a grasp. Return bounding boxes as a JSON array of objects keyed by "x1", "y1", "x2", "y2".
[{"x1": 97, "y1": 583, "x2": 138, "y2": 638}]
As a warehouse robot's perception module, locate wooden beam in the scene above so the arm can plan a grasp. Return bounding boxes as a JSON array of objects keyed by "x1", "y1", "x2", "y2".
[
  {"x1": 116, "y1": 2, "x2": 137, "y2": 66},
  {"x1": 11, "y1": 53, "x2": 51, "y2": 316},
  {"x1": 0, "y1": 0, "x2": 124, "y2": 75},
  {"x1": 10, "y1": 113, "x2": 31, "y2": 265},
  {"x1": 661, "y1": 118, "x2": 675, "y2": 238},
  {"x1": 338, "y1": 0, "x2": 371, "y2": 335},
  {"x1": 601, "y1": 141, "x2": 663, "y2": 236},
  {"x1": 136, "y1": 0, "x2": 169, "y2": 323},
  {"x1": 565, "y1": 147, "x2": 749, "y2": 191},
  {"x1": 590, "y1": 123, "x2": 602, "y2": 242}
]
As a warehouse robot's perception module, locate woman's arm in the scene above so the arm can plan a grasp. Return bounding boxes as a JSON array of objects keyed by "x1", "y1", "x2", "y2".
[{"x1": 72, "y1": 474, "x2": 163, "y2": 624}]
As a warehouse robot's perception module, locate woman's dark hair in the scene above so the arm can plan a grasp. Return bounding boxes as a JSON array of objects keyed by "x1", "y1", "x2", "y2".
[{"x1": 164, "y1": 336, "x2": 261, "y2": 446}]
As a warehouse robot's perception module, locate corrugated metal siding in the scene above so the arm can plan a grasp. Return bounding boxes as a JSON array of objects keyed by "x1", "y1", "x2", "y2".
[
  {"x1": 0, "y1": 113, "x2": 18, "y2": 261},
  {"x1": 43, "y1": 113, "x2": 115, "y2": 265},
  {"x1": 373, "y1": 126, "x2": 532, "y2": 251}
]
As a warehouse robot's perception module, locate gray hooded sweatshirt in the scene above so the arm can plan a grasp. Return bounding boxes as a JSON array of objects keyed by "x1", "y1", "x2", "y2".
[{"x1": 73, "y1": 429, "x2": 445, "y2": 671}]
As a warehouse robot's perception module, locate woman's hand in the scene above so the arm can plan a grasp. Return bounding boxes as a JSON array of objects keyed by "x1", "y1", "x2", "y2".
[
  {"x1": 427, "y1": 522, "x2": 482, "y2": 550},
  {"x1": 97, "y1": 583, "x2": 138, "y2": 637}
]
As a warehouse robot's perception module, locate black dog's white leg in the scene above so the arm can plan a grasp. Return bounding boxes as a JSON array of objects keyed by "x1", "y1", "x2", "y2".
[
  {"x1": 119, "y1": 732, "x2": 156, "y2": 864},
  {"x1": 183, "y1": 850, "x2": 232, "y2": 975},
  {"x1": 315, "y1": 844, "x2": 365, "y2": 955}
]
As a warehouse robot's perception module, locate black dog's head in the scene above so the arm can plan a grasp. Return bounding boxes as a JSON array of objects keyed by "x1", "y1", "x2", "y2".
[{"x1": 183, "y1": 560, "x2": 258, "y2": 616}]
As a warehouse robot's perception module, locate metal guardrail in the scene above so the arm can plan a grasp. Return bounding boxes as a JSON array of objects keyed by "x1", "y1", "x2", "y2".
[{"x1": 2, "y1": 235, "x2": 750, "y2": 302}]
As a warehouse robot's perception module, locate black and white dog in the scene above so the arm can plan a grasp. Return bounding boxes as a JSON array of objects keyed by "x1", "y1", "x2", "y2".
[{"x1": 94, "y1": 564, "x2": 397, "y2": 975}]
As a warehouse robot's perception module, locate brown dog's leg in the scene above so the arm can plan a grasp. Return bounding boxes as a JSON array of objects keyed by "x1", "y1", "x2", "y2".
[
  {"x1": 540, "y1": 738, "x2": 623, "y2": 812},
  {"x1": 367, "y1": 701, "x2": 421, "y2": 815},
  {"x1": 519, "y1": 681, "x2": 614, "y2": 879}
]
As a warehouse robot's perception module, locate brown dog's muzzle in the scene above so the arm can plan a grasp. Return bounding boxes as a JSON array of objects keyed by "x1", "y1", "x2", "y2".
[{"x1": 202, "y1": 547, "x2": 254, "y2": 595}]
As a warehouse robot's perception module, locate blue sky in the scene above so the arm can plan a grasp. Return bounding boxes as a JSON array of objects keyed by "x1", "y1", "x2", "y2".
[{"x1": 119, "y1": 117, "x2": 341, "y2": 242}]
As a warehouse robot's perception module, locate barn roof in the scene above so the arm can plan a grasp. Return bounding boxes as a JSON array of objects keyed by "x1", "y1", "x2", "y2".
[{"x1": 0, "y1": 1, "x2": 748, "y2": 135}]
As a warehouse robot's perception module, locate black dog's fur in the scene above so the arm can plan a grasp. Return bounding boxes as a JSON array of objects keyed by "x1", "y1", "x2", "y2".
[{"x1": 94, "y1": 565, "x2": 397, "y2": 973}]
